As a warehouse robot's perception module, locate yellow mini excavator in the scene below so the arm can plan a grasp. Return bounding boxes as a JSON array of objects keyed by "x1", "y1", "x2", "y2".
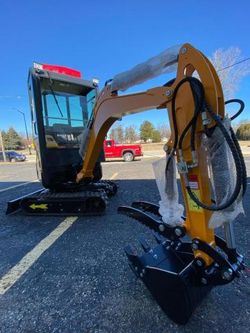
[
  {"x1": 75, "y1": 43, "x2": 247, "y2": 323},
  {"x1": 7, "y1": 43, "x2": 247, "y2": 324}
]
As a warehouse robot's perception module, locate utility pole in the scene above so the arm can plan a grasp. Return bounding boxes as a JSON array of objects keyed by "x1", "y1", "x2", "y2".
[
  {"x1": 0, "y1": 130, "x2": 7, "y2": 162},
  {"x1": 14, "y1": 108, "x2": 32, "y2": 155}
]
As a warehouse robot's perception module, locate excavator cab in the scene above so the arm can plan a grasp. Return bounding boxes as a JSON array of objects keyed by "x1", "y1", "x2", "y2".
[
  {"x1": 6, "y1": 64, "x2": 116, "y2": 215},
  {"x1": 27, "y1": 63, "x2": 103, "y2": 190}
]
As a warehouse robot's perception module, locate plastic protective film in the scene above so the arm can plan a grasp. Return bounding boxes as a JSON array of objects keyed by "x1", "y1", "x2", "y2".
[
  {"x1": 111, "y1": 45, "x2": 181, "y2": 92},
  {"x1": 152, "y1": 154, "x2": 184, "y2": 226},
  {"x1": 78, "y1": 127, "x2": 90, "y2": 159},
  {"x1": 202, "y1": 117, "x2": 244, "y2": 228}
]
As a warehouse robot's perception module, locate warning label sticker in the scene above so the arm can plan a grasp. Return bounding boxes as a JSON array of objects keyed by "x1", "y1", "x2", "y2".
[
  {"x1": 188, "y1": 175, "x2": 199, "y2": 190},
  {"x1": 189, "y1": 181, "x2": 199, "y2": 190},
  {"x1": 187, "y1": 189, "x2": 203, "y2": 212}
]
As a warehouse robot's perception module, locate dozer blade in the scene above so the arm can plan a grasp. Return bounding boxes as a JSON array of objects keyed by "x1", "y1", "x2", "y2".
[{"x1": 6, "y1": 189, "x2": 44, "y2": 215}]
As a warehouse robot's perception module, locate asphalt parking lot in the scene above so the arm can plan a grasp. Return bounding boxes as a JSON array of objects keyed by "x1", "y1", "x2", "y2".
[{"x1": 0, "y1": 157, "x2": 249, "y2": 333}]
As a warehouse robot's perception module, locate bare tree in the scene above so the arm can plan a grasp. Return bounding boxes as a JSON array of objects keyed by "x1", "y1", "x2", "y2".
[
  {"x1": 125, "y1": 125, "x2": 138, "y2": 143},
  {"x1": 157, "y1": 124, "x2": 171, "y2": 140},
  {"x1": 210, "y1": 47, "x2": 250, "y2": 99},
  {"x1": 108, "y1": 124, "x2": 125, "y2": 143}
]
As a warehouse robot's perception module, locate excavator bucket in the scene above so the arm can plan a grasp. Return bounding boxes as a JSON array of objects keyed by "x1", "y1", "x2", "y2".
[
  {"x1": 125, "y1": 237, "x2": 211, "y2": 324},
  {"x1": 119, "y1": 202, "x2": 244, "y2": 324}
]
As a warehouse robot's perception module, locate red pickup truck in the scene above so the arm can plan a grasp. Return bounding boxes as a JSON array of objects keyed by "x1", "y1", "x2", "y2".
[{"x1": 104, "y1": 139, "x2": 143, "y2": 162}]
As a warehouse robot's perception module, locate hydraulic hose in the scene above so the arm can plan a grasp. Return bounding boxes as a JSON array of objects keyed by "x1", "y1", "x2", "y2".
[
  {"x1": 230, "y1": 128, "x2": 247, "y2": 196},
  {"x1": 225, "y1": 99, "x2": 245, "y2": 121},
  {"x1": 178, "y1": 78, "x2": 204, "y2": 151},
  {"x1": 166, "y1": 77, "x2": 203, "y2": 170},
  {"x1": 170, "y1": 77, "x2": 247, "y2": 211},
  {"x1": 186, "y1": 108, "x2": 245, "y2": 211}
]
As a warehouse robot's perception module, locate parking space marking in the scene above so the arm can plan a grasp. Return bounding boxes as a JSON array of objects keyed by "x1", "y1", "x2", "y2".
[
  {"x1": 109, "y1": 172, "x2": 119, "y2": 180},
  {"x1": 0, "y1": 216, "x2": 78, "y2": 295},
  {"x1": 0, "y1": 180, "x2": 38, "y2": 193}
]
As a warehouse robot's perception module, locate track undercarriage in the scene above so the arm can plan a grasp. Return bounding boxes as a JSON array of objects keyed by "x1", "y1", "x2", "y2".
[{"x1": 6, "y1": 180, "x2": 117, "y2": 216}]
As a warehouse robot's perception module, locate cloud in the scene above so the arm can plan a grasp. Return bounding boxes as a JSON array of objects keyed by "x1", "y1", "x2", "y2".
[{"x1": 0, "y1": 95, "x2": 23, "y2": 100}]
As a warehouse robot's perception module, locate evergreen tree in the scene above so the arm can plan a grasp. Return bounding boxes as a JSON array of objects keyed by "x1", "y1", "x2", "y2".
[
  {"x1": 3, "y1": 127, "x2": 23, "y2": 149},
  {"x1": 1, "y1": 131, "x2": 8, "y2": 148},
  {"x1": 140, "y1": 121, "x2": 154, "y2": 142},
  {"x1": 236, "y1": 123, "x2": 250, "y2": 140},
  {"x1": 151, "y1": 129, "x2": 161, "y2": 143}
]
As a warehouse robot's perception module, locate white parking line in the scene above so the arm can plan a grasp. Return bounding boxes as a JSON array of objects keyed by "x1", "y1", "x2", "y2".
[
  {"x1": 109, "y1": 172, "x2": 119, "y2": 180},
  {"x1": 0, "y1": 216, "x2": 78, "y2": 295},
  {"x1": 0, "y1": 180, "x2": 38, "y2": 193}
]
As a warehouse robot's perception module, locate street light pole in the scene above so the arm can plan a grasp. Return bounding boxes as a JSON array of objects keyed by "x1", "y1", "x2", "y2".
[
  {"x1": 15, "y1": 109, "x2": 32, "y2": 155},
  {"x1": 0, "y1": 130, "x2": 7, "y2": 161}
]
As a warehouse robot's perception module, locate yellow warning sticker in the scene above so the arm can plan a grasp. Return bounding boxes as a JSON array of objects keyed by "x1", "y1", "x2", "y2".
[{"x1": 187, "y1": 190, "x2": 203, "y2": 212}]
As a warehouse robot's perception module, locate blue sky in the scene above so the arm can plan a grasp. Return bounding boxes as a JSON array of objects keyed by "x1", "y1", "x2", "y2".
[{"x1": 0, "y1": 0, "x2": 250, "y2": 133}]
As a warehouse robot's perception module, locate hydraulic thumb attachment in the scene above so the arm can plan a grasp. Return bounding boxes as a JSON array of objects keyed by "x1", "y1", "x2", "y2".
[{"x1": 115, "y1": 44, "x2": 247, "y2": 324}]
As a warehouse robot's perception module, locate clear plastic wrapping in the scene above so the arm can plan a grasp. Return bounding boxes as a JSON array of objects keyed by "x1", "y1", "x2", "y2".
[
  {"x1": 152, "y1": 155, "x2": 184, "y2": 227},
  {"x1": 78, "y1": 127, "x2": 90, "y2": 159},
  {"x1": 203, "y1": 118, "x2": 244, "y2": 228},
  {"x1": 111, "y1": 45, "x2": 181, "y2": 91}
]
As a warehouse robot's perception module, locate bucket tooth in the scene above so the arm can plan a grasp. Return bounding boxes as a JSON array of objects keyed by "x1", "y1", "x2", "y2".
[
  {"x1": 124, "y1": 244, "x2": 143, "y2": 277},
  {"x1": 138, "y1": 236, "x2": 151, "y2": 253},
  {"x1": 153, "y1": 231, "x2": 164, "y2": 244},
  {"x1": 124, "y1": 244, "x2": 137, "y2": 258}
]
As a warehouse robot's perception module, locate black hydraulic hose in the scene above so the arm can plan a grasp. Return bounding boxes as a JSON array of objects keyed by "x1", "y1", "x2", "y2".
[
  {"x1": 226, "y1": 98, "x2": 247, "y2": 195},
  {"x1": 230, "y1": 128, "x2": 247, "y2": 196},
  {"x1": 178, "y1": 99, "x2": 198, "y2": 151},
  {"x1": 165, "y1": 79, "x2": 181, "y2": 170},
  {"x1": 163, "y1": 78, "x2": 176, "y2": 87},
  {"x1": 167, "y1": 76, "x2": 246, "y2": 211},
  {"x1": 170, "y1": 83, "x2": 180, "y2": 152},
  {"x1": 167, "y1": 77, "x2": 206, "y2": 171},
  {"x1": 186, "y1": 109, "x2": 244, "y2": 211},
  {"x1": 225, "y1": 99, "x2": 245, "y2": 121},
  {"x1": 178, "y1": 79, "x2": 204, "y2": 151},
  {"x1": 190, "y1": 80, "x2": 205, "y2": 151},
  {"x1": 169, "y1": 77, "x2": 202, "y2": 163}
]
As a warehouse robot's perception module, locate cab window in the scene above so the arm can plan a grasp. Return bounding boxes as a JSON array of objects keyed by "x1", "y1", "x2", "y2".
[
  {"x1": 86, "y1": 89, "x2": 96, "y2": 117},
  {"x1": 106, "y1": 141, "x2": 112, "y2": 147}
]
